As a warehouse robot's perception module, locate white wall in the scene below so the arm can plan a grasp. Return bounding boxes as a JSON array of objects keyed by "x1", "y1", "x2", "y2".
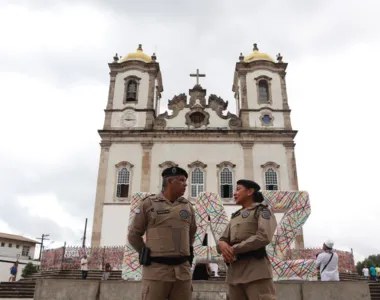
[
  {"x1": 246, "y1": 70, "x2": 283, "y2": 110},
  {"x1": 112, "y1": 70, "x2": 150, "y2": 110},
  {"x1": 100, "y1": 206, "x2": 131, "y2": 247},
  {"x1": 0, "y1": 240, "x2": 35, "y2": 260},
  {"x1": 253, "y1": 143, "x2": 289, "y2": 190}
]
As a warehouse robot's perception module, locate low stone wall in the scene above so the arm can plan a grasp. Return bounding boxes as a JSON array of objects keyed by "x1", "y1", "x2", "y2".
[{"x1": 34, "y1": 279, "x2": 371, "y2": 300}]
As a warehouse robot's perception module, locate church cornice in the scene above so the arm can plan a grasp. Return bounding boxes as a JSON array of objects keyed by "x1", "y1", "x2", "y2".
[
  {"x1": 240, "y1": 108, "x2": 292, "y2": 113},
  {"x1": 97, "y1": 129, "x2": 297, "y2": 144},
  {"x1": 104, "y1": 108, "x2": 156, "y2": 113},
  {"x1": 235, "y1": 61, "x2": 287, "y2": 75}
]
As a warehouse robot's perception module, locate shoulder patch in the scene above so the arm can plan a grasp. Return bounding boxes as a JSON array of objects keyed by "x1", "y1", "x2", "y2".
[
  {"x1": 242, "y1": 210, "x2": 250, "y2": 218},
  {"x1": 261, "y1": 207, "x2": 272, "y2": 220}
]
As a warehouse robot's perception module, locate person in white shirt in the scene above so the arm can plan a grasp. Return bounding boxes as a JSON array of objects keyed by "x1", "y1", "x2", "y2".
[
  {"x1": 362, "y1": 265, "x2": 369, "y2": 279},
  {"x1": 316, "y1": 240, "x2": 339, "y2": 281},
  {"x1": 80, "y1": 255, "x2": 88, "y2": 280}
]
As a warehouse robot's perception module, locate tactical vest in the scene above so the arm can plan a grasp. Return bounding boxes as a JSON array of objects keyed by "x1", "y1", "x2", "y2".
[{"x1": 145, "y1": 197, "x2": 193, "y2": 257}]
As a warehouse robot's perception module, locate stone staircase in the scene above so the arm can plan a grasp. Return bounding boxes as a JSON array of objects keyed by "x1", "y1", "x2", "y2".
[
  {"x1": 369, "y1": 282, "x2": 380, "y2": 300},
  {"x1": 0, "y1": 281, "x2": 35, "y2": 299},
  {"x1": 0, "y1": 270, "x2": 122, "y2": 299},
  {"x1": 0, "y1": 270, "x2": 378, "y2": 299},
  {"x1": 20, "y1": 269, "x2": 122, "y2": 281}
]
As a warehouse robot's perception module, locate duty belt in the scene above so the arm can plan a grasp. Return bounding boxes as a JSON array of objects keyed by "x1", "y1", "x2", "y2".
[
  {"x1": 235, "y1": 247, "x2": 267, "y2": 260},
  {"x1": 150, "y1": 256, "x2": 190, "y2": 265}
]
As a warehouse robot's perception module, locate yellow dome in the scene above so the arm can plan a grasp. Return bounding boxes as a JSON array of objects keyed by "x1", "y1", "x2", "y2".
[
  {"x1": 244, "y1": 43, "x2": 274, "y2": 63},
  {"x1": 119, "y1": 44, "x2": 152, "y2": 63}
]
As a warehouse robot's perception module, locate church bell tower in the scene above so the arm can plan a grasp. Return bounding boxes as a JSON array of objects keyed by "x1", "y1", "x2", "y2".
[{"x1": 103, "y1": 44, "x2": 164, "y2": 130}]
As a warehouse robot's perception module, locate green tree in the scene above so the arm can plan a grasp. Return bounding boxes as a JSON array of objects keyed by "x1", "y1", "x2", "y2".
[
  {"x1": 21, "y1": 262, "x2": 39, "y2": 278},
  {"x1": 356, "y1": 254, "x2": 380, "y2": 274}
]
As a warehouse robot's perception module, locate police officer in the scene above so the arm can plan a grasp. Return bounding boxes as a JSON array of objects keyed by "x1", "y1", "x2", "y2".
[
  {"x1": 217, "y1": 179, "x2": 277, "y2": 300},
  {"x1": 128, "y1": 167, "x2": 197, "y2": 300}
]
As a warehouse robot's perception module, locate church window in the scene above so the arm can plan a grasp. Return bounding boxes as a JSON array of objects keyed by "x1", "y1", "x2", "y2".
[
  {"x1": 190, "y1": 168, "x2": 204, "y2": 198},
  {"x1": 265, "y1": 168, "x2": 278, "y2": 190},
  {"x1": 261, "y1": 162, "x2": 280, "y2": 190},
  {"x1": 126, "y1": 81, "x2": 137, "y2": 101},
  {"x1": 258, "y1": 80, "x2": 269, "y2": 103},
  {"x1": 220, "y1": 168, "x2": 233, "y2": 198},
  {"x1": 114, "y1": 161, "x2": 134, "y2": 200},
  {"x1": 263, "y1": 114, "x2": 271, "y2": 124},
  {"x1": 255, "y1": 75, "x2": 272, "y2": 105},
  {"x1": 116, "y1": 168, "x2": 130, "y2": 197},
  {"x1": 188, "y1": 161, "x2": 207, "y2": 198},
  {"x1": 123, "y1": 76, "x2": 141, "y2": 104}
]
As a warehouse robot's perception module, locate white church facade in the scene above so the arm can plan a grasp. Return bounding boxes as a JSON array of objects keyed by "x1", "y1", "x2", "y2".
[{"x1": 90, "y1": 43, "x2": 303, "y2": 250}]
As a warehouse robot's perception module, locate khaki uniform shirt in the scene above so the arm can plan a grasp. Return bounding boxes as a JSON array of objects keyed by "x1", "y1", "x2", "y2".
[
  {"x1": 128, "y1": 193, "x2": 197, "y2": 281},
  {"x1": 219, "y1": 203, "x2": 277, "y2": 284}
]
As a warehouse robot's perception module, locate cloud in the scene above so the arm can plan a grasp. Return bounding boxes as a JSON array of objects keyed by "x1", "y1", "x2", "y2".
[{"x1": 0, "y1": 0, "x2": 379, "y2": 265}]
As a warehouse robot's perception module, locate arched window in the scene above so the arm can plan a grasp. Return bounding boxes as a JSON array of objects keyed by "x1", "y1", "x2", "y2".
[
  {"x1": 126, "y1": 80, "x2": 137, "y2": 101},
  {"x1": 190, "y1": 167, "x2": 204, "y2": 198},
  {"x1": 115, "y1": 161, "x2": 134, "y2": 199},
  {"x1": 265, "y1": 168, "x2": 278, "y2": 190},
  {"x1": 116, "y1": 168, "x2": 130, "y2": 197},
  {"x1": 220, "y1": 168, "x2": 233, "y2": 198},
  {"x1": 258, "y1": 80, "x2": 269, "y2": 103},
  {"x1": 123, "y1": 76, "x2": 141, "y2": 103},
  {"x1": 255, "y1": 75, "x2": 272, "y2": 105}
]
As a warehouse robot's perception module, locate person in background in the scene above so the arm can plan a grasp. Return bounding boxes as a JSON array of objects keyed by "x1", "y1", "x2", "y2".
[
  {"x1": 369, "y1": 265, "x2": 377, "y2": 281},
  {"x1": 316, "y1": 240, "x2": 339, "y2": 281},
  {"x1": 376, "y1": 265, "x2": 380, "y2": 281},
  {"x1": 81, "y1": 254, "x2": 88, "y2": 280},
  {"x1": 362, "y1": 265, "x2": 369, "y2": 279},
  {"x1": 9, "y1": 263, "x2": 17, "y2": 282},
  {"x1": 102, "y1": 262, "x2": 111, "y2": 280}
]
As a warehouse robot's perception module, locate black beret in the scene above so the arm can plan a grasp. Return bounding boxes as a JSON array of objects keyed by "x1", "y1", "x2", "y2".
[
  {"x1": 236, "y1": 179, "x2": 261, "y2": 191},
  {"x1": 161, "y1": 167, "x2": 188, "y2": 179}
]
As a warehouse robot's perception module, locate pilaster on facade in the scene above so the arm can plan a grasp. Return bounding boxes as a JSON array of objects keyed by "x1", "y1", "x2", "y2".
[
  {"x1": 140, "y1": 142, "x2": 154, "y2": 192},
  {"x1": 91, "y1": 142, "x2": 111, "y2": 247},
  {"x1": 283, "y1": 142, "x2": 299, "y2": 191},
  {"x1": 240, "y1": 142, "x2": 254, "y2": 180},
  {"x1": 104, "y1": 72, "x2": 117, "y2": 129}
]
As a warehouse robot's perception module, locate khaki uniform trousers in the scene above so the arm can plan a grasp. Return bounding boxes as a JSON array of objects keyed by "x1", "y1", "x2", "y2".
[
  {"x1": 228, "y1": 278, "x2": 276, "y2": 300},
  {"x1": 141, "y1": 279, "x2": 192, "y2": 300}
]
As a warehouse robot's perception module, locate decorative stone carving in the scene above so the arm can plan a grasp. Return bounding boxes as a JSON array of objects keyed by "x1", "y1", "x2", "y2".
[
  {"x1": 208, "y1": 94, "x2": 242, "y2": 129},
  {"x1": 153, "y1": 93, "x2": 187, "y2": 129},
  {"x1": 159, "y1": 161, "x2": 178, "y2": 168},
  {"x1": 115, "y1": 161, "x2": 134, "y2": 169},
  {"x1": 189, "y1": 85, "x2": 207, "y2": 107},
  {"x1": 260, "y1": 161, "x2": 280, "y2": 169},
  {"x1": 185, "y1": 107, "x2": 210, "y2": 128},
  {"x1": 188, "y1": 161, "x2": 207, "y2": 168},
  {"x1": 209, "y1": 94, "x2": 228, "y2": 111},
  {"x1": 216, "y1": 161, "x2": 236, "y2": 169}
]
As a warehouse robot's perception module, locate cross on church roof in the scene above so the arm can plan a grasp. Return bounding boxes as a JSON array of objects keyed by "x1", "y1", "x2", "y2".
[{"x1": 190, "y1": 69, "x2": 206, "y2": 86}]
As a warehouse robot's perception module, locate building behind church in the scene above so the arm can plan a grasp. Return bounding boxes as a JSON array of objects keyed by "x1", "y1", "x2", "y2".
[{"x1": 90, "y1": 43, "x2": 303, "y2": 249}]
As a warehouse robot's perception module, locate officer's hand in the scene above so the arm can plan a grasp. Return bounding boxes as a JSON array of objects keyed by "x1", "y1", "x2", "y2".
[{"x1": 218, "y1": 241, "x2": 234, "y2": 262}]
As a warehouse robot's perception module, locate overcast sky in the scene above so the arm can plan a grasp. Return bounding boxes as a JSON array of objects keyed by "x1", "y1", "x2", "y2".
[{"x1": 0, "y1": 0, "x2": 379, "y2": 263}]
